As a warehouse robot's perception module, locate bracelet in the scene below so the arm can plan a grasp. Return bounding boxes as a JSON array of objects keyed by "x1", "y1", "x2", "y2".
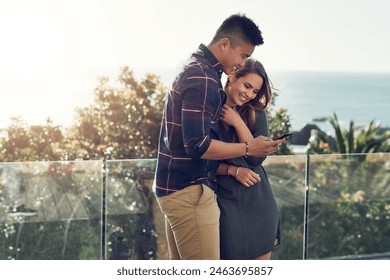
[
  {"x1": 245, "y1": 142, "x2": 249, "y2": 158},
  {"x1": 226, "y1": 164, "x2": 230, "y2": 177},
  {"x1": 235, "y1": 167, "x2": 240, "y2": 177}
]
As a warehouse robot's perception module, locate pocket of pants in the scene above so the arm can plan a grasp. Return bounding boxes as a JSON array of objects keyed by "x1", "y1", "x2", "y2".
[
  {"x1": 188, "y1": 184, "x2": 215, "y2": 207},
  {"x1": 187, "y1": 184, "x2": 203, "y2": 206}
]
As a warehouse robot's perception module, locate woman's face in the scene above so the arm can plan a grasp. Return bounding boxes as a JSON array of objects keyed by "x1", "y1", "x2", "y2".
[{"x1": 226, "y1": 73, "x2": 263, "y2": 107}]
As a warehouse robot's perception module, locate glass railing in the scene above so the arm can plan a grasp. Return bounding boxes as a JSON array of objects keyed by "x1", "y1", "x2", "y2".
[
  {"x1": 0, "y1": 161, "x2": 103, "y2": 260},
  {"x1": 0, "y1": 153, "x2": 389, "y2": 260},
  {"x1": 306, "y1": 153, "x2": 390, "y2": 259},
  {"x1": 104, "y1": 159, "x2": 157, "y2": 260}
]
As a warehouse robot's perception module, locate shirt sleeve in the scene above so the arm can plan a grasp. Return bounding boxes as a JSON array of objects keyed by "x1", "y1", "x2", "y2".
[{"x1": 181, "y1": 70, "x2": 220, "y2": 158}]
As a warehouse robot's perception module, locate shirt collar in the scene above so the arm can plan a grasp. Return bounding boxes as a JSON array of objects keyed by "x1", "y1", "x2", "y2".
[{"x1": 198, "y1": 44, "x2": 224, "y2": 78}]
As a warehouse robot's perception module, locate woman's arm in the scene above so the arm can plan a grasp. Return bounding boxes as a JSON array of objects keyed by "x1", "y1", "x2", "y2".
[
  {"x1": 219, "y1": 104, "x2": 254, "y2": 142},
  {"x1": 220, "y1": 107, "x2": 276, "y2": 166},
  {"x1": 216, "y1": 162, "x2": 261, "y2": 187}
]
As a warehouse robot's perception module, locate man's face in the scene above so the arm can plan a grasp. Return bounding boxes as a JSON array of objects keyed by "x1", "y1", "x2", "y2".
[{"x1": 221, "y1": 41, "x2": 255, "y2": 75}]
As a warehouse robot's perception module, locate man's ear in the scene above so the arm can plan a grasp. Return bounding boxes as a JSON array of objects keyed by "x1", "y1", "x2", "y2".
[{"x1": 219, "y1": 38, "x2": 230, "y2": 51}]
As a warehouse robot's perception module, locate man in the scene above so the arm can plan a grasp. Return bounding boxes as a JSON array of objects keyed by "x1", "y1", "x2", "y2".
[{"x1": 154, "y1": 13, "x2": 283, "y2": 260}]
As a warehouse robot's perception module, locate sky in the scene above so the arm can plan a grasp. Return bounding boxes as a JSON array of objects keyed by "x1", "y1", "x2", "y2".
[{"x1": 0, "y1": 0, "x2": 389, "y2": 128}]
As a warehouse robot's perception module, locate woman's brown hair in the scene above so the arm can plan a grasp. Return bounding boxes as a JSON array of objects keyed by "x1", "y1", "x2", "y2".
[{"x1": 225, "y1": 58, "x2": 272, "y2": 131}]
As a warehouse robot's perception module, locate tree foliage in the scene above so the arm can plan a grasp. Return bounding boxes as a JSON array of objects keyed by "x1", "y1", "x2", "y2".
[
  {"x1": 307, "y1": 113, "x2": 390, "y2": 154},
  {"x1": 0, "y1": 67, "x2": 294, "y2": 161},
  {"x1": 67, "y1": 67, "x2": 166, "y2": 160},
  {"x1": 267, "y1": 107, "x2": 294, "y2": 155},
  {"x1": 0, "y1": 117, "x2": 64, "y2": 162},
  {"x1": 0, "y1": 67, "x2": 166, "y2": 162}
]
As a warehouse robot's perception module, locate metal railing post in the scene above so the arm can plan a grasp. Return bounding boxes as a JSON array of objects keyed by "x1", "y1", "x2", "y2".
[
  {"x1": 303, "y1": 154, "x2": 310, "y2": 260},
  {"x1": 101, "y1": 156, "x2": 107, "y2": 260}
]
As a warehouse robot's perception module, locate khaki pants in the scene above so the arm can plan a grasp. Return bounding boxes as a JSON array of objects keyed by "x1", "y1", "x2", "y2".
[{"x1": 156, "y1": 184, "x2": 220, "y2": 260}]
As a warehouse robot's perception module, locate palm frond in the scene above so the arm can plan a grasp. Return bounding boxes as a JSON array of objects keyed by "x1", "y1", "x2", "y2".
[{"x1": 329, "y1": 113, "x2": 346, "y2": 153}]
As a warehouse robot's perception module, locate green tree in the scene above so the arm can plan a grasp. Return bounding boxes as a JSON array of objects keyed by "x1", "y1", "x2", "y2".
[
  {"x1": 68, "y1": 67, "x2": 166, "y2": 160},
  {"x1": 307, "y1": 113, "x2": 390, "y2": 154},
  {"x1": 267, "y1": 90, "x2": 294, "y2": 155},
  {"x1": 0, "y1": 117, "x2": 64, "y2": 162}
]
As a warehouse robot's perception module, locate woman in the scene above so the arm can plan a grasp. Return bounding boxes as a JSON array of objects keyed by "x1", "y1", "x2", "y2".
[{"x1": 216, "y1": 58, "x2": 281, "y2": 260}]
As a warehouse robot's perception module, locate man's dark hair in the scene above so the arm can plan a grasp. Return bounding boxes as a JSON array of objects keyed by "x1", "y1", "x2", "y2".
[{"x1": 210, "y1": 13, "x2": 264, "y2": 46}]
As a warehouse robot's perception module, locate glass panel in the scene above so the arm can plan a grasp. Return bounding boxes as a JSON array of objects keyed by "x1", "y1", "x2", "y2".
[
  {"x1": 308, "y1": 153, "x2": 390, "y2": 259},
  {"x1": 264, "y1": 155, "x2": 307, "y2": 260},
  {"x1": 0, "y1": 161, "x2": 103, "y2": 260},
  {"x1": 105, "y1": 159, "x2": 159, "y2": 260},
  {"x1": 3, "y1": 153, "x2": 385, "y2": 260},
  {"x1": 105, "y1": 156, "x2": 307, "y2": 260}
]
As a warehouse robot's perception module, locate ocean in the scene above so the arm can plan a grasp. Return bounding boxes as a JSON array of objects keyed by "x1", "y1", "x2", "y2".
[
  {"x1": 270, "y1": 71, "x2": 390, "y2": 133},
  {"x1": 155, "y1": 69, "x2": 390, "y2": 135}
]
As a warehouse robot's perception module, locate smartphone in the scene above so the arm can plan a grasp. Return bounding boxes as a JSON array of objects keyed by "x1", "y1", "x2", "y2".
[{"x1": 274, "y1": 132, "x2": 293, "y2": 140}]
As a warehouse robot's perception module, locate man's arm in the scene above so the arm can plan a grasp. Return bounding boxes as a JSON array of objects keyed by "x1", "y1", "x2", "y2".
[{"x1": 201, "y1": 136, "x2": 283, "y2": 160}]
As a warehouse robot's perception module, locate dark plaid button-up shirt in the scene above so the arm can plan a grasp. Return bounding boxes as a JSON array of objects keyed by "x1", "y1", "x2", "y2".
[{"x1": 154, "y1": 44, "x2": 226, "y2": 197}]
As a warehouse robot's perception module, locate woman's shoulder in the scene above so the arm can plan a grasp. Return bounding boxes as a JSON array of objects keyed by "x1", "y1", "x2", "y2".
[
  {"x1": 254, "y1": 109, "x2": 267, "y2": 120},
  {"x1": 253, "y1": 110, "x2": 269, "y2": 136}
]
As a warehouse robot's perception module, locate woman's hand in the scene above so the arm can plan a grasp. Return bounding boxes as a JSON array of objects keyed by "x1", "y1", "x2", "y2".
[
  {"x1": 219, "y1": 104, "x2": 244, "y2": 128},
  {"x1": 231, "y1": 166, "x2": 261, "y2": 188}
]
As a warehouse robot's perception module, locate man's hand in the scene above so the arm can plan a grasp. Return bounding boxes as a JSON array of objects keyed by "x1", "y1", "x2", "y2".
[{"x1": 248, "y1": 135, "x2": 284, "y2": 157}]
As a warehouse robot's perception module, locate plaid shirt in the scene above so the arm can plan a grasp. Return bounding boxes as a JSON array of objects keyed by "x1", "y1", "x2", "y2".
[{"x1": 154, "y1": 44, "x2": 226, "y2": 197}]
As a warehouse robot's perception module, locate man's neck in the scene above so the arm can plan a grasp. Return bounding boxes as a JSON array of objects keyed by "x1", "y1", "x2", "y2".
[{"x1": 207, "y1": 43, "x2": 223, "y2": 64}]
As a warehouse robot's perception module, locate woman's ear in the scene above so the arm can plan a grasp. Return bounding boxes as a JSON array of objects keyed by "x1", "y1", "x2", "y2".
[
  {"x1": 227, "y1": 71, "x2": 236, "y2": 82},
  {"x1": 225, "y1": 76, "x2": 235, "y2": 93}
]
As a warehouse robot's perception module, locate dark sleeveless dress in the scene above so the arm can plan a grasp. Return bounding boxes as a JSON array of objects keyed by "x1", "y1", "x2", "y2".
[{"x1": 217, "y1": 110, "x2": 281, "y2": 259}]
